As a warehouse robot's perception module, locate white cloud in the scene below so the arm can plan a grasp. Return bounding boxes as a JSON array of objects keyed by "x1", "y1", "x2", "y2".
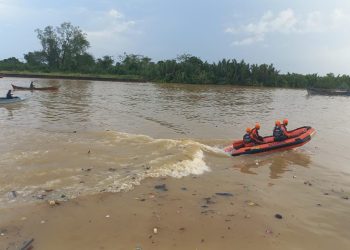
[
  {"x1": 84, "y1": 8, "x2": 139, "y2": 57},
  {"x1": 87, "y1": 20, "x2": 135, "y2": 38},
  {"x1": 232, "y1": 35, "x2": 263, "y2": 46},
  {"x1": 108, "y1": 9, "x2": 123, "y2": 19},
  {"x1": 226, "y1": 8, "x2": 350, "y2": 46},
  {"x1": 86, "y1": 8, "x2": 136, "y2": 38}
]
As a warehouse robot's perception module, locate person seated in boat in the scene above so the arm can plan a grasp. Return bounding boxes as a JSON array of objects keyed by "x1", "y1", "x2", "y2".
[
  {"x1": 30, "y1": 81, "x2": 35, "y2": 89},
  {"x1": 242, "y1": 127, "x2": 253, "y2": 146},
  {"x1": 273, "y1": 120, "x2": 288, "y2": 141},
  {"x1": 6, "y1": 90, "x2": 13, "y2": 99},
  {"x1": 281, "y1": 119, "x2": 290, "y2": 135},
  {"x1": 250, "y1": 123, "x2": 265, "y2": 144}
]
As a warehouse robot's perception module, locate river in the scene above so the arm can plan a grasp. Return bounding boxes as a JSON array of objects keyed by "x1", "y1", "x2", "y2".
[{"x1": 0, "y1": 77, "x2": 349, "y2": 249}]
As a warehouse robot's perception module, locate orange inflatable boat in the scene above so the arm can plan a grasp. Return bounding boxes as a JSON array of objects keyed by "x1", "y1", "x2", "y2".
[{"x1": 225, "y1": 126, "x2": 316, "y2": 156}]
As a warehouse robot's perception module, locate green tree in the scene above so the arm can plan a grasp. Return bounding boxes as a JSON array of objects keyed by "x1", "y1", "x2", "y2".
[
  {"x1": 57, "y1": 22, "x2": 90, "y2": 70},
  {"x1": 24, "y1": 51, "x2": 47, "y2": 70},
  {"x1": 76, "y1": 53, "x2": 95, "y2": 73},
  {"x1": 0, "y1": 57, "x2": 25, "y2": 70},
  {"x1": 96, "y1": 56, "x2": 114, "y2": 73},
  {"x1": 35, "y1": 26, "x2": 60, "y2": 69},
  {"x1": 35, "y1": 22, "x2": 89, "y2": 71}
]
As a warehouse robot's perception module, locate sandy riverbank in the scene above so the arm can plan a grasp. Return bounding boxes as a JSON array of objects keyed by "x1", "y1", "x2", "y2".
[{"x1": 1, "y1": 153, "x2": 349, "y2": 250}]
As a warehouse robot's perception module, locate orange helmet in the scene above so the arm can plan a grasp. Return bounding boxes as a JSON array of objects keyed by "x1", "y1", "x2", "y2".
[
  {"x1": 246, "y1": 127, "x2": 251, "y2": 133},
  {"x1": 275, "y1": 120, "x2": 281, "y2": 126},
  {"x1": 283, "y1": 119, "x2": 288, "y2": 125},
  {"x1": 255, "y1": 123, "x2": 260, "y2": 130}
]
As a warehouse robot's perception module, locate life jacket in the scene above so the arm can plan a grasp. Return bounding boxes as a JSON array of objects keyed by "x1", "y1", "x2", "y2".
[
  {"x1": 281, "y1": 124, "x2": 288, "y2": 133},
  {"x1": 251, "y1": 128, "x2": 259, "y2": 140},
  {"x1": 273, "y1": 125, "x2": 287, "y2": 141},
  {"x1": 243, "y1": 133, "x2": 252, "y2": 144},
  {"x1": 251, "y1": 128, "x2": 257, "y2": 137},
  {"x1": 250, "y1": 128, "x2": 264, "y2": 143}
]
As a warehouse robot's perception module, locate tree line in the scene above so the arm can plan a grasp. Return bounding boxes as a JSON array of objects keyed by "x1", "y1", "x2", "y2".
[{"x1": 1, "y1": 22, "x2": 349, "y2": 89}]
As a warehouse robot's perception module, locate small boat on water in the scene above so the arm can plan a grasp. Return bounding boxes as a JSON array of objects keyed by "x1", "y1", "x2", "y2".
[
  {"x1": 307, "y1": 87, "x2": 350, "y2": 96},
  {"x1": 0, "y1": 97, "x2": 23, "y2": 105},
  {"x1": 12, "y1": 84, "x2": 59, "y2": 91},
  {"x1": 225, "y1": 126, "x2": 316, "y2": 157}
]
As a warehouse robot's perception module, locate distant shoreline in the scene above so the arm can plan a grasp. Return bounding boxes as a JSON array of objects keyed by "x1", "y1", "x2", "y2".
[{"x1": 0, "y1": 72, "x2": 145, "y2": 83}]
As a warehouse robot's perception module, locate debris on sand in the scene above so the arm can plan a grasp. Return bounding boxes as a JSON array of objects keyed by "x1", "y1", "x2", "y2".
[
  {"x1": 203, "y1": 197, "x2": 216, "y2": 205},
  {"x1": 48, "y1": 200, "x2": 60, "y2": 206},
  {"x1": 20, "y1": 238, "x2": 34, "y2": 250},
  {"x1": 246, "y1": 201, "x2": 259, "y2": 207},
  {"x1": 154, "y1": 184, "x2": 168, "y2": 192},
  {"x1": 304, "y1": 181, "x2": 312, "y2": 186},
  {"x1": 275, "y1": 214, "x2": 283, "y2": 219},
  {"x1": 215, "y1": 192, "x2": 233, "y2": 197},
  {"x1": 0, "y1": 229, "x2": 7, "y2": 236}
]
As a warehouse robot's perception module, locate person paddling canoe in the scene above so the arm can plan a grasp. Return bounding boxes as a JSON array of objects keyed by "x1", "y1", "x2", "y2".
[{"x1": 6, "y1": 90, "x2": 13, "y2": 99}]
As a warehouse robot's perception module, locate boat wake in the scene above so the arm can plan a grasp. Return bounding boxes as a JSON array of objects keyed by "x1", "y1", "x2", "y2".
[{"x1": 0, "y1": 129, "x2": 227, "y2": 208}]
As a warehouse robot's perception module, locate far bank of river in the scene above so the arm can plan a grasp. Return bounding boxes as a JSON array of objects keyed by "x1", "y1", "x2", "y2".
[
  {"x1": 0, "y1": 71, "x2": 301, "y2": 89},
  {"x1": 2, "y1": 71, "x2": 350, "y2": 94},
  {"x1": 0, "y1": 71, "x2": 144, "y2": 83}
]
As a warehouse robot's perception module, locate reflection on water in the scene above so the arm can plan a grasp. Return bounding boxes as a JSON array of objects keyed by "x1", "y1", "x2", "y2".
[
  {"x1": 153, "y1": 84, "x2": 274, "y2": 127},
  {"x1": 232, "y1": 150, "x2": 311, "y2": 179},
  {"x1": 0, "y1": 100, "x2": 27, "y2": 121},
  {"x1": 38, "y1": 80, "x2": 93, "y2": 126}
]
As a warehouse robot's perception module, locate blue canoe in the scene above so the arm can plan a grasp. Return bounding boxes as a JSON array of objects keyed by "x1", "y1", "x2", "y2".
[{"x1": 0, "y1": 97, "x2": 23, "y2": 105}]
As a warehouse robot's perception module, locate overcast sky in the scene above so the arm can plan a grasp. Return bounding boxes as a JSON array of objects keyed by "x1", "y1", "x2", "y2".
[{"x1": 1, "y1": 0, "x2": 350, "y2": 75}]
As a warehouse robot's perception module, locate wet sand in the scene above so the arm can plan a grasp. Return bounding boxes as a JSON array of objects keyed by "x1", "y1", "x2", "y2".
[{"x1": 1, "y1": 154, "x2": 349, "y2": 250}]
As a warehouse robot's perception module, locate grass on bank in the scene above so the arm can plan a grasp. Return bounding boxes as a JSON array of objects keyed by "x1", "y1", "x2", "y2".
[{"x1": 0, "y1": 70, "x2": 144, "y2": 81}]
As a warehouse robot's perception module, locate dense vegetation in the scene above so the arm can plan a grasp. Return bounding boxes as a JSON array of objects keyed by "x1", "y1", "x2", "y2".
[{"x1": 1, "y1": 22, "x2": 349, "y2": 89}]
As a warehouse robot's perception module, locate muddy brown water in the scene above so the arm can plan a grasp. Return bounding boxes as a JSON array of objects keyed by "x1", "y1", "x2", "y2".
[{"x1": 0, "y1": 78, "x2": 349, "y2": 249}]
